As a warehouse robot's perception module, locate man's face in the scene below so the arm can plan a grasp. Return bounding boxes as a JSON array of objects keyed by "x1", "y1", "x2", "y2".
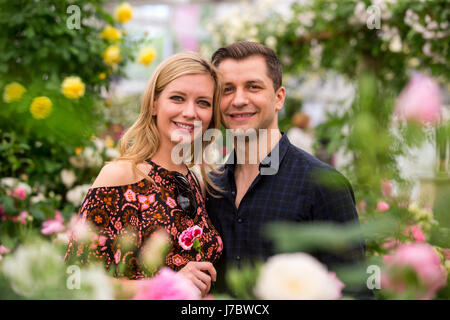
[{"x1": 217, "y1": 55, "x2": 285, "y2": 133}]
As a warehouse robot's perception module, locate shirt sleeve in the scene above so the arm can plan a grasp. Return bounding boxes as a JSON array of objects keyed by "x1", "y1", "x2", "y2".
[{"x1": 309, "y1": 167, "x2": 375, "y2": 299}]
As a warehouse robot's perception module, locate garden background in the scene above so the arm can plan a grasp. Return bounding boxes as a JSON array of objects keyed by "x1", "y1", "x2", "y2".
[{"x1": 0, "y1": 0, "x2": 449, "y2": 300}]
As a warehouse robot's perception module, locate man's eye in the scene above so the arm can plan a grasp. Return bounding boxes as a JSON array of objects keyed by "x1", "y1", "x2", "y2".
[
  {"x1": 249, "y1": 85, "x2": 261, "y2": 90},
  {"x1": 170, "y1": 96, "x2": 184, "y2": 101},
  {"x1": 223, "y1": 87, "x2": 234, "y2": 94}
]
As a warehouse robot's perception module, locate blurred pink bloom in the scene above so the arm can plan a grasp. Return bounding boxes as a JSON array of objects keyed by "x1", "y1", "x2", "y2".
[
  {"x1": 394, "y1": 72, "x2": 442, "y2": 125},
  {"x1": 382, "y1": 243, "x2": 447, "y2": 299},
  {"x1": 329, "y1": 272, "x2": 345, "y2": 300},
  {"x1": 41, "y1": 211, "x2": 65, "y2": 235},
  {"x1": 0, "y1": 245, "x2": 10, "y2": 255},
  {"x1": 377, "y1": 201, "x2": 390, "y2": 212},
  {"x1": 10, "y1": 188, "x2": 27, "y2": 200},
  {"x1": 0, "y1": 205, "x2": 5, "y2": 222},
  {"x1": 133, "y1": 267, "x2": 201, "y2": 300},
  {"x1": 381, "y1": 180, "x2": 393, "y2": 197},
  {"x1": 404, "y1": 225, "x2": 426, "y2": 242},
  {"x1": 357, "y1": 200, "x2": 367, "y2": 215},
  {"x1": 442, "y1": 249, "x2": 450, "y2": 260},
  {"x1": 382, "y1": 237, "x2": 402, "y2": 251},
  {"x1": 17, "y1": 211, "x2": 29, "y2": 224}
]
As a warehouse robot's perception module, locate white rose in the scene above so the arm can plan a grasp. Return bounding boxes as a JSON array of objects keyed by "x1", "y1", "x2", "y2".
[
  {"x1": 61, "y1": 169, "x2": 76, "y2": 188},
  {"x1": 389, "y1": 34, "x2": 402, "y2": 52},
  {"x1": 254, "y1": 253, "x2": 344, "y2": 300},
  {"x1": 0, "y1": 177, "x2": 32, "y2": 194},
  {"x1": 66, "y1": 184, "x2": 91, "y2": 207}
]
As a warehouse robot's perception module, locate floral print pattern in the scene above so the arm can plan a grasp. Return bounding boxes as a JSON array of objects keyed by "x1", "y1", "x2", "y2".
[{"x1": 65, "y1": 160, "x2": 223, "y2": 279}]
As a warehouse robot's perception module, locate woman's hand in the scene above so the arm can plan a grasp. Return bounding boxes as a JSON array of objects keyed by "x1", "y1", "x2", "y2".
[{"x1": 178, "y1": 261, "x2": 217, "y2": 297}]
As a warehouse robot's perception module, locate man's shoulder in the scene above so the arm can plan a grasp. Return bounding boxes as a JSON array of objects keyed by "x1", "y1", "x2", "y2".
[{"x1": 284, "y1": 143, "x2": 352, "y2": 190}]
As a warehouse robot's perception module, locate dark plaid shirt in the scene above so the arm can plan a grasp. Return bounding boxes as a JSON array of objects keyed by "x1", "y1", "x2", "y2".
[{"x1": 206, "y1": 133, "x2": 372, "y2": 298}]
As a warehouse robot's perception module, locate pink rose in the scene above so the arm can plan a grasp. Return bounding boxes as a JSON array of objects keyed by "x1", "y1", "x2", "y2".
[
  {"x1": 41, "y1": 211, "x2": 65, "y2": 235},
  {"x1": 382, "y1": 243, "x2": 447, "y2": 299},
  {"x1": 377, "y1": 201, "x2": 390, "y2": 212},
  {"x1": 404, "y1": 225, "x2": 426, "y2": 242},
  {"x1": 394, "y1": 72, "x2": 442, "y2": 126}
]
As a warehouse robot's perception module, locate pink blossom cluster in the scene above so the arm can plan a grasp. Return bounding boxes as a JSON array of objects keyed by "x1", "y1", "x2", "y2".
[{"x1": 178, "y1": 226, "x2": 202, "y2": 250}]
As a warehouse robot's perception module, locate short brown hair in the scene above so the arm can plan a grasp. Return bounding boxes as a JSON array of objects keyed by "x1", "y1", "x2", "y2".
[{"x1": 211, "y1": 41, "x2": 282, "y2": 91}]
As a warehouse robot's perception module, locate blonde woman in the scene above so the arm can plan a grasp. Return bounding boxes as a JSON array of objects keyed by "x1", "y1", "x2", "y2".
[{"x1": 65, "y1": 52, "x2": 223, "y2": 297}]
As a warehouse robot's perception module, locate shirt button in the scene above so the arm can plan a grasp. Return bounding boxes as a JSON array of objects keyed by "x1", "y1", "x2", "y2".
[
  {"x1": 237, "y1": 218, "x2": 243, "y2": 223},
  {"x1": 231, "y1": 191, "x2": 236, "y2": 196},
  {"x1": 236, "y1": 256, "x2": 241, "y2": 261}
]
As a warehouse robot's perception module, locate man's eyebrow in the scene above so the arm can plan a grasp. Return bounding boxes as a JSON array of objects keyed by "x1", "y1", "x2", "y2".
[{"x1": 223, "y1": 80, "x2": 265, "y2": 86}]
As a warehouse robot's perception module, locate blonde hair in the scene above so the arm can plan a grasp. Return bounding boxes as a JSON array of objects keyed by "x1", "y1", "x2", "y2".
[{"x1": 117, "y1": 51, "x2": 223, "y2": 195}]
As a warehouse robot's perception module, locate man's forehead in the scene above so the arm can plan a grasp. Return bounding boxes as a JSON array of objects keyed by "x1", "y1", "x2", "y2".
[{"x1": 218, "y1": 56, "x2": 269, "y2": 83}]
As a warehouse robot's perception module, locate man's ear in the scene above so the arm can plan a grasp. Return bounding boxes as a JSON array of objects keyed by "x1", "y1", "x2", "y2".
[{"x1": 274, "y1": 86, "x2": 286, "y2": 112}]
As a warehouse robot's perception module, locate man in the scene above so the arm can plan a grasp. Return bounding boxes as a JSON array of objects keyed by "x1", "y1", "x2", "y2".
[{"x1": 206, "y1": 41, "x2": 372, "y2": 299}]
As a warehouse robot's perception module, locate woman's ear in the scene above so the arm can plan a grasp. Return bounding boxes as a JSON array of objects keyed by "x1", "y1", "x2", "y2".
[{"x1": 152, "y1": 99, "x2": 159, "y2": 116}]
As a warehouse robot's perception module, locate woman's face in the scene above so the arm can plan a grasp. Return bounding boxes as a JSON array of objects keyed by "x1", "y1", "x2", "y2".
[{"x1": 153, "y1": 73, "x2": 214, "y2": 147}]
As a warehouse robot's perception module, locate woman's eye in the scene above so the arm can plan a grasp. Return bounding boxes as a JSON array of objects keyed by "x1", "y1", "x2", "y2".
[
  {"x1": 223, "y1": 87, "x2": 233, "y2": 94},
  {"x1": 170, "y1": 96, "x2": 184, "y2": 102},
  {"x1": 198, "y1": 100, "x2": 211, "y2": 107}
]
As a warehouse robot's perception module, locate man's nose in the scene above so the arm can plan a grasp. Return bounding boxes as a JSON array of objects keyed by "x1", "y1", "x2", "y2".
[{"x1": 231, "y1": 88, "x2": 249, "y2": 108}]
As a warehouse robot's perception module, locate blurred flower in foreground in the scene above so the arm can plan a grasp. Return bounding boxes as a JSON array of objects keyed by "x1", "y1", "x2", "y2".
[
  {"x1": 0, "y1": 245, "x2": 11, "y2": 261},
  {"x1": 382, "y1": 243, "x2": 447, "y2": 299},
  {"x1": 133, "y1": 267, "x2": 201, "y2": 300},
  {"x1": 61, "y1": 76, "x2": 85, "y2": 99},
  {"x1": 41, "y1": 211, "x2": 65, "y2": 236},
  {"x1": 254, "y1": 253, "x2": 344, "y2": 299},
  {"x1": 103, "y1": 45, "x2": 122, "y2": 66},
  {"x1": 3, "y1": 82, "x2": 26, "y2": 103},
  {"x1": 114, "y1": 2, "x2": 133, "y2": 24},
  {"x1": 140, "y1": 228, "x2": 171, "y2": 273},
  {"x1": 137, "y1": 46, "x2": 157, "y2": 66},
  {"x1": 394, "y1": 72, "x2": 442, "y2": 125},
  {"x1": 101, "y1": 25, "x2": 122, "y2": 42},
  {"x1": 30, "y1": 96, "x2": 52, "y2": 119}
]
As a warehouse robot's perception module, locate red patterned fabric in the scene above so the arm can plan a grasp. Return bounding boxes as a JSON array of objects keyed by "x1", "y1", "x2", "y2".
[{"x1": 65, "y1": 160, "x2": 223, "y2": 279}]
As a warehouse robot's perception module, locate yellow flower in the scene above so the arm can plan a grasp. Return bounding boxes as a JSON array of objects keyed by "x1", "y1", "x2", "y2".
[
  {"x1": 103, "y1": 45, "x2": 122, "y2": 66},
  {"x1": 61, "y1": 76, "x2": 85, "y2": 99},
  {"x1": 101, "y1": 25, "x2": 122, "y2": 42},
  {"x1": 30, "y1": 96, "x2": 52, "y2": 119},
  {"x1": 105, "y1": 135, "x2": 115, "y2": 148},
  {"x1": 137, "y1": 46, "x2": 157, "y2": 66},
  {"x1": 99, "y1": 73, "x2": 106, "y2": 80},
  {"x1": 3, "y1": 82, "x2": 26, "y2": 103},
  {"x1": 105, "y1": 99, "x2": 111, "y2": 106},
  {"x1": 75, "y1": 147, "x2": 83, "y2": 155},
  {"x1": 114, "y1": 2, "x2": 132, "y2": 23}
]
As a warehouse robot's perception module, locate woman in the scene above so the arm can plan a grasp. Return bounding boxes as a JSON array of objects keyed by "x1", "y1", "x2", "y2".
[{"x1": 65, "y1": 52, "x2": 223, "y2": 297}]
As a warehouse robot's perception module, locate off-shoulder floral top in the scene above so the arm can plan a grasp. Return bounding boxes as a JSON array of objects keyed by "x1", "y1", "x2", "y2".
[{"x1": 64, "y1": 159, "x2": 223, "y2": 279}]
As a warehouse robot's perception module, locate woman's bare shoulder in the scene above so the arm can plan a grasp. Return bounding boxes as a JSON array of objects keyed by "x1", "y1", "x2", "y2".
[{"x1": 91, "y1": 160, "x2": 152, "y2": 188}]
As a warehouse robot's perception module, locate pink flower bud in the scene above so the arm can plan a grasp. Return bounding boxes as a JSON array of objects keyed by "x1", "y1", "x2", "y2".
[{"x1": 404, "y1": 225, "x2": 426, "y2": 242}]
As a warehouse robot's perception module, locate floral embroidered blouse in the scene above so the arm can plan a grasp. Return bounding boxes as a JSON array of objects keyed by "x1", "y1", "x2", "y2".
[{"x1": 65, "y1": 159, "x2": 223, "y2": 279}]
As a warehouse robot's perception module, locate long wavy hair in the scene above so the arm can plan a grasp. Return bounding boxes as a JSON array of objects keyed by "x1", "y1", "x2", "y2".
[{"x1": 116, "y1": 51, "x2": 223, "y2": 195}]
